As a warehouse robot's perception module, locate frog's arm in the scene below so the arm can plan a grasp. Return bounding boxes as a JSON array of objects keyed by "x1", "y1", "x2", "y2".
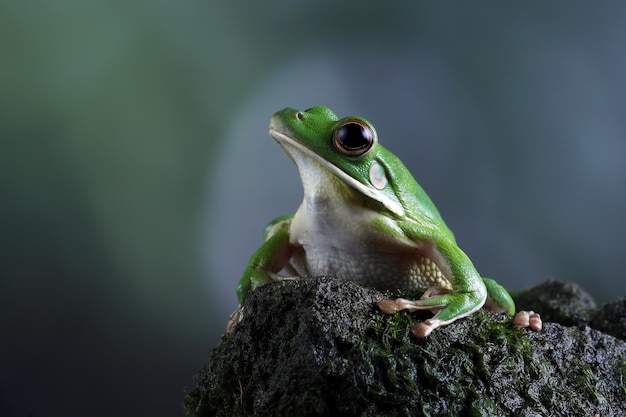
[
  {"x1": 378, "y1": 220, "x2": 490, "y2": 337},
  {"x1": 236, "y1": 215, "x2": 295, "y2": 305},
  {"x1": 395, "y1": 219, "x2": 515, "y2": 313}
]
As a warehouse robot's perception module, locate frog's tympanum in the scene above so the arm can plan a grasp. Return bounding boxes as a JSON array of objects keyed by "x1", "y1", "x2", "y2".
[{"x1": 229, "y1": 106, "x2": 541, "y2": 338}]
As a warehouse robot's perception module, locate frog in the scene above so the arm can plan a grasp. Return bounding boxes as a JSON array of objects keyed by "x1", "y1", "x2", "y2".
[{"x1": 229, "y1": 106, "x2": 541, "y2": 338}]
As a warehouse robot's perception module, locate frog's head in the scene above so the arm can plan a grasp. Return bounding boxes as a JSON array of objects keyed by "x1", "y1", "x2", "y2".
[{"x1": 269, "y1": 106, "x2": 420, "y2": 219}]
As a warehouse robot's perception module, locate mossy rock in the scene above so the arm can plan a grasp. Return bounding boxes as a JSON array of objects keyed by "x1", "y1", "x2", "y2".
[{"x1": 184, "y1": 278, "x2": 626, "y2": 417}]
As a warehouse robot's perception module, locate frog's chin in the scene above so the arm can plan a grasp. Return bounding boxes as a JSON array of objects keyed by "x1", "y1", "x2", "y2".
[{"x1": 269, "y1": 128, "x2": 405, "y2": 218}]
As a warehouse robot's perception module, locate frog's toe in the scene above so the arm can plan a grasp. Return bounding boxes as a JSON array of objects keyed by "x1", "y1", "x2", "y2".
[
  {"x1": 226, "y1": 307, "x2": 243, "y2": 333},
  {"x1": 378, "y1": 299, "x2": 400, "y2": 314},
  {"x1": 411, "y1": 319, "x2": 442, "y2": 338},
  {"x1": 512, "y1": 310, "x2": 542, "y2": 331},
  {"x1": 378, "y1": 298, "x2": 434, "y2": 314}
]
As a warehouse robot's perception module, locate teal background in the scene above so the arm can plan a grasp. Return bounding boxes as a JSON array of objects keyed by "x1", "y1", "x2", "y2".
[{"x1": 2, "y1": 2, "x2": 626, "y2": 416}]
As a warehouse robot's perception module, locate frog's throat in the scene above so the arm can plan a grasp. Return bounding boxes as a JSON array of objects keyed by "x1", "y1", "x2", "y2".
[{"x1": 270, "y1": 128, "x2": 405, "y2": 218}]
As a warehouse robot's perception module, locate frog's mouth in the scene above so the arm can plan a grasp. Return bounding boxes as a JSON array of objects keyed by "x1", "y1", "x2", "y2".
[{"x1": 269, "y1": 128, "x2": 405, "y2": 218}]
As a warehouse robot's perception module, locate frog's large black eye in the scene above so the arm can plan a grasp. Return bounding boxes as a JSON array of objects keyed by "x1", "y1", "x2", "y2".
[{"x1": 333, "y1": 119, "x2": 375, "y2": 156}]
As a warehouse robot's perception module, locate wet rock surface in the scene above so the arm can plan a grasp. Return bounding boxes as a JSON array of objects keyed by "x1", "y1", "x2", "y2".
[{"x1": 184, "y1": 278, "x2": 626, "y2": 417}]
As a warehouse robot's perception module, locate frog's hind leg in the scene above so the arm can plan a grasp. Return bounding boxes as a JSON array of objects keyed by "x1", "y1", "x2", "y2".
[
  {"x1": 481, "y1": 277, "x2": 543, "y2": 331},
  {"x1": 378, "y1": 287, "x2": 487, "y2": 338},
  {"x1": 482, "y1": 277, "x2": 515, "y2": 315}
]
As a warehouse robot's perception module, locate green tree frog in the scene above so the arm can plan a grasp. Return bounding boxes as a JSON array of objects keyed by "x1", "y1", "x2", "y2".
[{"x1": 230, "y1": 106, "x2": 541, "y2": 338}]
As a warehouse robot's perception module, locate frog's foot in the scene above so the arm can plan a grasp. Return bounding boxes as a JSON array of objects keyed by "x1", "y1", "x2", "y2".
[
  {"x1": 378, "y1": 287, "x2": 447, "y2": 314},
  {"x1": 411, "y1": 318, "x2": 452, "y2": 339},
  {"x1": 225, "y1": 307, "x2": 243, "y2": 334},
  {"x1": 512, "y1": 310, "x2": 542, "y2": 331},
  {"x1": 378, "y1": 287, "x2": 486, "y2": 338},
  {"x1": 378, "y1": 286, "x2": 452, "y2": 314},
  {"x1": 377, "y1": 299, "x2": 447, "y2": 337},
  {"x1": 379, "y1": 297, "x2": 426, "y2": 314}
]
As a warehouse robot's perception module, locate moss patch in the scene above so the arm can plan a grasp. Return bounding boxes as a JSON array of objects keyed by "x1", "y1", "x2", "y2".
[{"x1": 184, "y1": 278, "x2": 626, "y2": 416}]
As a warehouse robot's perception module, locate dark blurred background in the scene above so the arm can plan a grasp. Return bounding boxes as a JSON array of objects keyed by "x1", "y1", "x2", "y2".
[{"x1": 2, "y1": 1, "x2": 626, "y2": 416}]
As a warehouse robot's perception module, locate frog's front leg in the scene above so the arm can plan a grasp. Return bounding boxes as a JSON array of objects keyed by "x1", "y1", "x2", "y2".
[
  {"x1": 227, "y1": 215, "x2": 295, "y2": 333},
  {"x1": 379, "y1": 237, "x2": 489, "y2": 338},
  {"x1": 379, "y1": 287, "x2": 487, "y2": 338}
]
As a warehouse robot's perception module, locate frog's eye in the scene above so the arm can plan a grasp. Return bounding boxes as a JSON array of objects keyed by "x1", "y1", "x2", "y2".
[{"x1": 333, "y1": 119, "x2": 375, "y2": 156}]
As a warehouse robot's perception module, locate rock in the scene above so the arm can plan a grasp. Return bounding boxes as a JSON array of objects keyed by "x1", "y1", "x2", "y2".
[
  {"x1": 591, "y1": 297, "x2": 626, "y2": 341},
  {"x1": 184, "y1": 278, "x2": 626, "y2": 417},
  {"x1": 512, "y1": 280, "x2": 597, "y2": 327}
]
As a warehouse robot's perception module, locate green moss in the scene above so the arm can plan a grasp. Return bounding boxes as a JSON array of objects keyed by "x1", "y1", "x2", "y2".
[{"x1": 184, "y1": 278, "x2": 626, "y2": 416}]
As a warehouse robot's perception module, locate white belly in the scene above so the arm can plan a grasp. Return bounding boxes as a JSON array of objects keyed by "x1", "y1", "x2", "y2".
[{"x1": 287, "y1": 198, "x2": 450, "y2": 291}]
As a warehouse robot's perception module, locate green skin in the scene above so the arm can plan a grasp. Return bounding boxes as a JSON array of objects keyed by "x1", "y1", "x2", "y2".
[{"x1": 234, "y1": 106, "x2": 516, "y2": 338}]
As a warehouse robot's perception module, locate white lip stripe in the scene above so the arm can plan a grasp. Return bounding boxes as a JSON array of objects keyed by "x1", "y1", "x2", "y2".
[{"x1": 270, "y1": 128, "x2": 405, "y2": 218}]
